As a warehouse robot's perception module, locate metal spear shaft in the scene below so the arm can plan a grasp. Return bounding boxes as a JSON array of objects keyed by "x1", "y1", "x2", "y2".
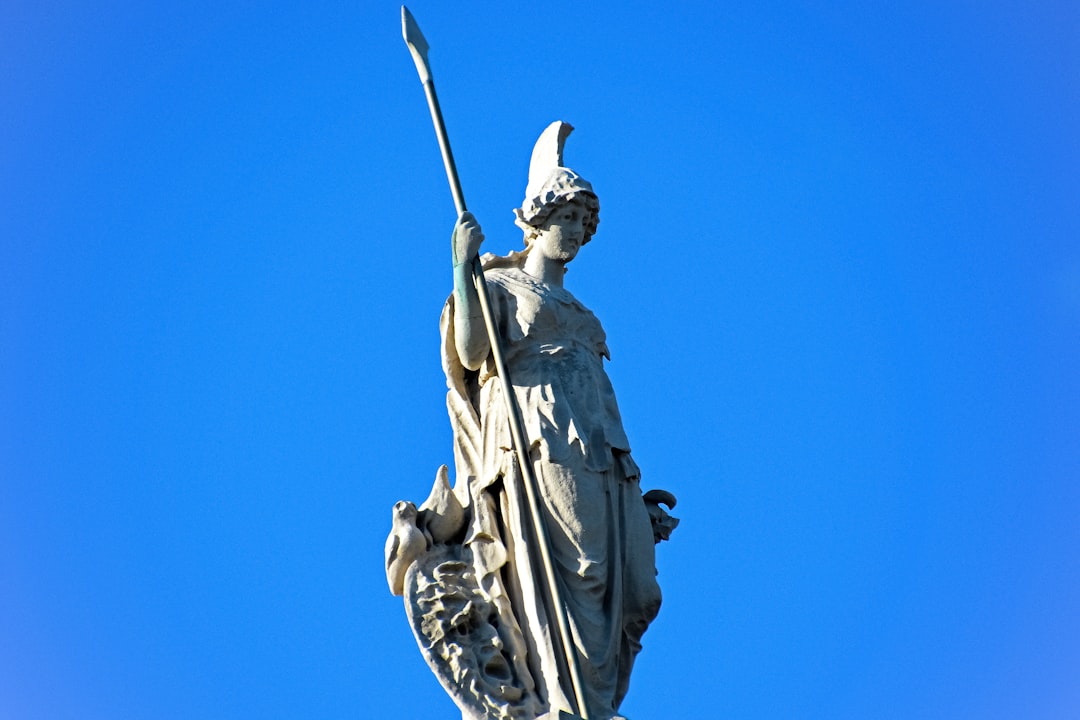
[{"x1": 401, "y1": 7, "x2": 590, "y2": 718}]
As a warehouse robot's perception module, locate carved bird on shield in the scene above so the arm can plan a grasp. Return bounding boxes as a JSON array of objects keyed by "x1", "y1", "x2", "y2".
[{"x1": 385, "y1": 500, "x2": 426, "y2": 596}]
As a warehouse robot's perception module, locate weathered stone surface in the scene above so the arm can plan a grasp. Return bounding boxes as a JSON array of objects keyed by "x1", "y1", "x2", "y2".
[{"x1": 387, "y1": 122, "x2": 677, "y2": 720}]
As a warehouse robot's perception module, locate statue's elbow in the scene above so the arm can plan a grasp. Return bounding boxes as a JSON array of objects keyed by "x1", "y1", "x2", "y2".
[{"x1": 457, "y1": 340, "x2": 489, "y2": 372}]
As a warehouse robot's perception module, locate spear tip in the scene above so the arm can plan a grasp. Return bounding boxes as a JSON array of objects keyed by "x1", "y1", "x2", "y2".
[{"x1": 401, "y1": 6, "x2": 431, "y2": 84}]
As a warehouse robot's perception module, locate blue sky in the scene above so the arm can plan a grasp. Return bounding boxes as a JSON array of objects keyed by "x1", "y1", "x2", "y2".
[{"x1": 3, "y1": 2, "x2": 1078, "y2": 718}]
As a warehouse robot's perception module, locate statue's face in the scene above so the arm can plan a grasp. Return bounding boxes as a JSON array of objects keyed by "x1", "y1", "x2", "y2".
[{"x1": 534, "y1": 198, "x2": 587, "y2": 263}]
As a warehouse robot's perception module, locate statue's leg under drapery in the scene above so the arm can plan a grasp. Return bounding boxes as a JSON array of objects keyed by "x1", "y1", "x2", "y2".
[{"x1": 495, "y1": 451, "x2": 660, "y2": 720}]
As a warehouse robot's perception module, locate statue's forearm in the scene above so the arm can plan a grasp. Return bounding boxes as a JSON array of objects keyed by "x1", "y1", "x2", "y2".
[{"x1": 453, "y1": 261, "x2": 489, "y2": 371}]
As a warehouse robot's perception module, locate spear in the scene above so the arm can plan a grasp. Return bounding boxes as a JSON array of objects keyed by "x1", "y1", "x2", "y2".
[{"x1": 401, "y1": 7, "x2": 590, "y2": 718}]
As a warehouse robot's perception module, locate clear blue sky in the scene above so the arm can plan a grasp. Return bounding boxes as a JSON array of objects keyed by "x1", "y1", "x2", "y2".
[{"x1": 3, "y1": 2, "x2": 1078, "y2": 718}]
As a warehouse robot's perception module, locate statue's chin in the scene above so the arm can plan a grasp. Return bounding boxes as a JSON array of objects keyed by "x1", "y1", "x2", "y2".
[{"x1": 552, "y1": 247, "x2": 578, "y2": 263}]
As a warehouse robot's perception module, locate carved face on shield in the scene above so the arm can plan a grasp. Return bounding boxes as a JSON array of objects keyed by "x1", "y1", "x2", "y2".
[{"x1": 411, "y1": 555, "x2": 539, "y2": 719}]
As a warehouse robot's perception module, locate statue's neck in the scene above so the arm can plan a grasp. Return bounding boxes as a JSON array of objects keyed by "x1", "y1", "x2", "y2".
[{"x1": 522, "y1": 254, "x2": 567, "y2": 288}]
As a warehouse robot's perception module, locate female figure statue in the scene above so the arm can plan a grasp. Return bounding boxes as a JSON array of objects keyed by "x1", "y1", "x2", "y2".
[{"x1": 387, "y1": 122, "x2": 675, "y2": 720}]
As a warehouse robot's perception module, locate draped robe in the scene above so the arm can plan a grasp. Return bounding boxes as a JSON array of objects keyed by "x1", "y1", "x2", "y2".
[{"x1": 441, "y1": 260, "x2": 661, "y2": 720}]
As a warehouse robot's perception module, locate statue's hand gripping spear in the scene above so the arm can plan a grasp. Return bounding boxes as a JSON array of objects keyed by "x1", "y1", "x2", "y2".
[{"x1": 400, "y1": 7, "x2": 590, "y2": 718}]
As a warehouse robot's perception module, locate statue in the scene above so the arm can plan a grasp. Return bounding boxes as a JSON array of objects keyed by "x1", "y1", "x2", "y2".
[{"x1": 387, "y1": 10, "x2": 677, "y2": 720}]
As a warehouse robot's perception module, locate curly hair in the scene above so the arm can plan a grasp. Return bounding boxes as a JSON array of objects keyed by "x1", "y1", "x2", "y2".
[{"x1": 514, "y1": 168, "x2": 600, "y2": 246}]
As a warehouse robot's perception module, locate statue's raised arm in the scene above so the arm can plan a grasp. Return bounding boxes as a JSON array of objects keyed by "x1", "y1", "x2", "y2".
[{"x1": 450, "y1": 211, "x2": 489, "y2": 371}]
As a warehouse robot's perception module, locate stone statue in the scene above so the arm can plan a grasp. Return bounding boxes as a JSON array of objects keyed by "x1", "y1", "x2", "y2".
[{"x1": 385, "y1": 120, "x2": 678, "y2": 720}]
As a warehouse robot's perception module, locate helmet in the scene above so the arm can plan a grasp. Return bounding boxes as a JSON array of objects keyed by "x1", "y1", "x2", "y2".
[{"x1": 513, "y1": 121, "x2": 600, "y2": 242}]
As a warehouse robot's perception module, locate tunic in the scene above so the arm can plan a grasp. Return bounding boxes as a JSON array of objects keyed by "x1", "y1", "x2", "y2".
[{"x1": 441, "y1": 261, "x2": 661, "y2": 720}]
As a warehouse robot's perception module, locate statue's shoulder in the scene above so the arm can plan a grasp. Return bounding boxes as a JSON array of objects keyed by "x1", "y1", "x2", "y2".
[
  {"x1": 480, "y1": 262, "x2": 530, "y2": 294},
  {"x1": 480, "y1": 249, "x2": 528, "y2": 273}
]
